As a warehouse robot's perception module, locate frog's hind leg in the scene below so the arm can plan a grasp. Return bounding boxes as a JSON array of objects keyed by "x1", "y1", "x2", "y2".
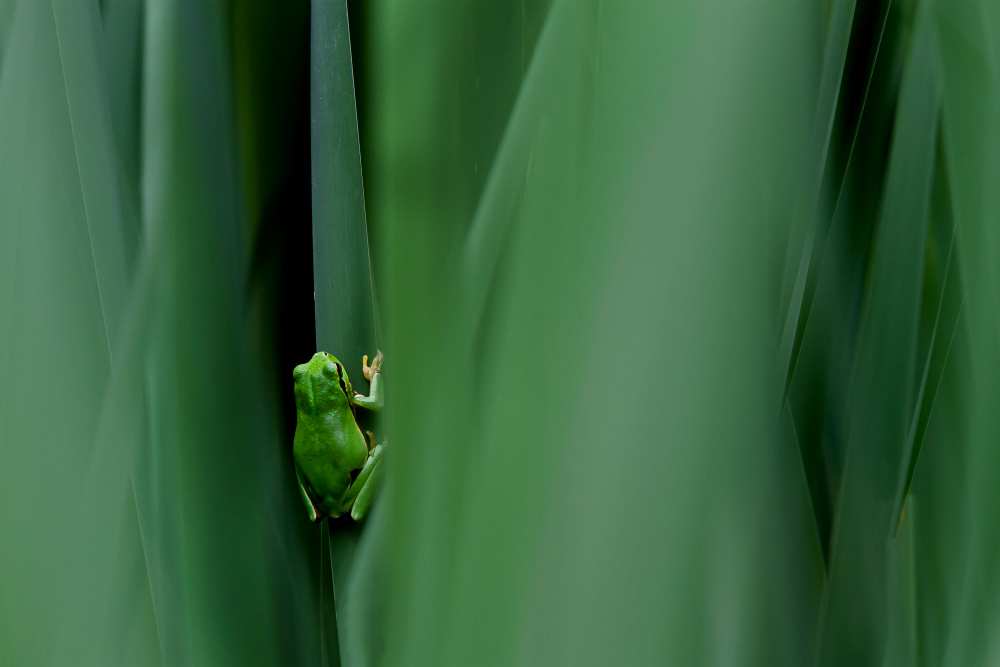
[
  {"x1": 344, "y1": 443, "x2": 384, "y2": 521},
  {"x1": 350, "y1": 455, "x2": 383, "y2": 521},
  {"x1": 295, "y1": 467, "x2": 320, "y2": 523}
]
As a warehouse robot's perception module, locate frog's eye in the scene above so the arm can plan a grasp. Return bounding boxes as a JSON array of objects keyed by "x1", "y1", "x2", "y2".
[
  {"x1": 323, "y1": 362, "x2": 338, "y2": 377},
  {"x1": 292, "y1": 365, "x2": 306, "y2": 379}
]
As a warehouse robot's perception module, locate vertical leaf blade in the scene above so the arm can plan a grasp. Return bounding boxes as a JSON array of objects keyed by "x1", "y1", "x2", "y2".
[{"x1": 310, "y1": 2, "x2": 380, "y2": 665}]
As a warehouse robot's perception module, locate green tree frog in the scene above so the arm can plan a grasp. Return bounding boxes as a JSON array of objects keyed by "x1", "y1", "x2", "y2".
[{"x1": 292, "y1": 350, "x2": 384, "y2": 522}]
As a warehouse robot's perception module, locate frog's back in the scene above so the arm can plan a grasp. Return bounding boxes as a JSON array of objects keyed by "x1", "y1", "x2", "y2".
[
  {"x1": 292, "y1": 352, "x2": 370, "y2": 515},
  {"x1": 294, "y1": 404, "x2": 369, "y2": 511}
]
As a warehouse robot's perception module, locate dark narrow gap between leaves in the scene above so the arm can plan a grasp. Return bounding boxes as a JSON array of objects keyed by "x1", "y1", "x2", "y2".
[{"x1": 784, "y1": 0, "x2": 898, "y2": 566}]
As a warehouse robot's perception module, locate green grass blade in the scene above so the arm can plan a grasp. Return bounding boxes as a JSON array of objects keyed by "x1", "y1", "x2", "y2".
[
  {"x1": 776, "y1": 0, "x2": 857, "y2": 381},
  {"x1": 814, "y1": 6, "x2": 940, "y2": 664},
  {"x1": 883, "y1": 497, "x2": 919, "y2": 666},
  {"x1": 785, "y1": 1, "x2": 902, "y2": 561},
  {"x1": 933, "y1": 0, "x2": 1000, "y2": 663},
  {"x1": 311, "y1": 0, "x2": 377, "y2": 370},
  {"x1": 775, "y1": 0, "x2": 865, "y2": 559},
  {"x1": 310, "y1": 2, "x2": 380, "y2": 665},
  {"x1": 782, "y1": 0, "x2": 894, "y2": 397},
  {"x1": 893, "y1": 166, "x2": 962, "y2": 529}
]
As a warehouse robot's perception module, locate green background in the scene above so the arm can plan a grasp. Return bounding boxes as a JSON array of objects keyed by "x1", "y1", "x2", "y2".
[{"x1": 1, "y1": 1, "x2": 998, "y2": 665}]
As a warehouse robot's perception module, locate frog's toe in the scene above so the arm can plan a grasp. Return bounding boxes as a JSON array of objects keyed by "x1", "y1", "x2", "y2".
[{"x1": 362, "y1": 351, "x2": 383, "y2": 381}]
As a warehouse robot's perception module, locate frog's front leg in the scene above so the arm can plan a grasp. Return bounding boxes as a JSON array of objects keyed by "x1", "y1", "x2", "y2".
[
  {"x1": 351, "y1": 351, "x2": 383, "y2": 412},
  {"x1": 341, "y1": 443, "x2": 384, "y2": 521},
  {"x1": 295, "y1": 466, "x2": 319, "y2": 523}
]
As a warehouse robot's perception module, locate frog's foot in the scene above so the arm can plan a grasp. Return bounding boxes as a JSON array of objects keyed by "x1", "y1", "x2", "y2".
[{"x1": 362, "y1": 350, "x2": 383, "y2": 381}]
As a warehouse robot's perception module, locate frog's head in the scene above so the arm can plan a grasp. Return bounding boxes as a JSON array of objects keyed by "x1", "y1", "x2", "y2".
[{"x1": 292, "y1": 351, "x2": 354, "y2": 413}]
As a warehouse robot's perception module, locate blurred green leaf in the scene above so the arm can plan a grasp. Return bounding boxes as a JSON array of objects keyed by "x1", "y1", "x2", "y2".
[
  {"x1": 777, "y1": 0, "x2": 857, "y2": 385},
  {"x1": 931, "y1": 0, "x2": 1000, "y2": 664},
  {"x1": 125, "y1": 1, "x2": 320, "y2": 665},
  {"x1": 814, "y1": 6, "x2": 940, "y2": 664},
  {"x1": 0, "y1": 1, "x2": 129, "y2": 661},
  {"x1": 98, "y1": 0, "x2": 143, "y2": 269},
  {"x1": 779, "y1": 0, "x2": 905, "y2": 561},
  {"x1": 0, "y1": 1, "x2": 14, "y2": 73},
  {"x1": 895, "y1": 154, "x2": 961, "y2": 526},
  {"x1": 0, "y1": 6, "x2": 161, "y2": 666},
  {"x1": 372, "y1": 2, "x2": 824, "y2": 665}
]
